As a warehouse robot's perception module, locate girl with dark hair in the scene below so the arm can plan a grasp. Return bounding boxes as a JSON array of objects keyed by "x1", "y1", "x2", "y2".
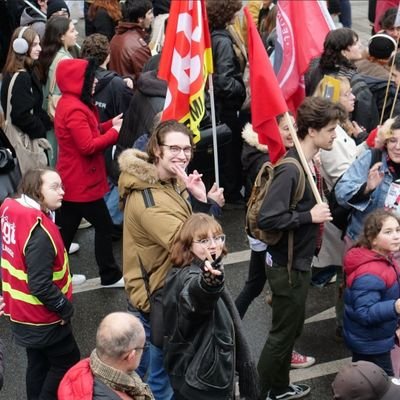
[
  {"x1": 54, "y1": 58, "x2": 124, "y2": 288},
  {"x1": 87, "y1": 0, "x2": 122, "y2": 41},
  {"x1": 163, "y1": 213, "x2": 259, "y2": 400},
  {"x1": 306, "y1": 28, "x2": 379, "y2": 132},
  {"x1": 343, "y1": 209, "x2": 400, "y2": 375},
  {"x1": 38, "y1": 16, "x2": 78, "y2": 166},
  {"x1": 0, "y1": 167, "x2": 80, "y2": 399},
  {"x1": 1, "y1": 26, "x2": 51, "y2": 143}
]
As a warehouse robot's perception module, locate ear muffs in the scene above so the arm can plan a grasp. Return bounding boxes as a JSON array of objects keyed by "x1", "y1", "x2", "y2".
[{"x1": 13, "y1": 27, "x2": 29, "y2": 55}]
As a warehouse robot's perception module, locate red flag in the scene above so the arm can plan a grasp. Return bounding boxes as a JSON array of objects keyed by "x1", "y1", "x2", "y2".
[
  {"x1": 158, "y1": 0, "x2": 213, "y2": 143},
  {"x1": 274, "y1": 0, "x2": 334, "y2": 111},
  {"x1": 244, "y1": 7, "x2": 286, "y2": 164}
]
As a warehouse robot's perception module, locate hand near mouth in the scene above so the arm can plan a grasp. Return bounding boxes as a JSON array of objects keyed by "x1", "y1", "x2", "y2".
[{"x1": 172, "y1": 165, "x2": 207, "y2": 202}]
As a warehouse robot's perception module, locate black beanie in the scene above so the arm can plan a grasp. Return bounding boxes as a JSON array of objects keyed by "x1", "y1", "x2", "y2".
[
  {"x1": 368, "y1": 33, "x2": 396, "y2": 59},
  {"x1": 47, "y1": 0, "x2": 70, "y2": 18}
]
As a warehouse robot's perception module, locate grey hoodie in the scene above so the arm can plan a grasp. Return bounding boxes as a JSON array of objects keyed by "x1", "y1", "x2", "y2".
[{"x1": 20, "y1": 7, "x2": 46, "y2": 39}]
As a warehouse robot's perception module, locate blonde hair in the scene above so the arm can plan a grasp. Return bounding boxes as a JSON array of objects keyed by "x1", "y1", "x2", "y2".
[{"x1": 377, "y1": 117, "x2": 396, "y2": 144}]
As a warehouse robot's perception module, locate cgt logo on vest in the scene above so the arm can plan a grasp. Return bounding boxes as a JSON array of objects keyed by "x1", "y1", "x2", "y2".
[{"x1": 1, "y1": 207, "x2": 16, "y2": 257}]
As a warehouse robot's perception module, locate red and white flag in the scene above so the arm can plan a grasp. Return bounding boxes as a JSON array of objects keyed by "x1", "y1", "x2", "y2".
[
  {"x1": 274, "y1": 0, "x2": 334, "y2": 111},
  {"x1": 158, "y1": 0, "x2": 213, "y2": 143},
  {"x1": 244, "y1": 7, "x2": 286, "y2": 164}
]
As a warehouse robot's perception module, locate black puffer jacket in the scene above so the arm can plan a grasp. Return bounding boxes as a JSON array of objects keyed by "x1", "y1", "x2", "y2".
[{"x1": 211, "y1": 29, "x2": 246, "y2": 120}]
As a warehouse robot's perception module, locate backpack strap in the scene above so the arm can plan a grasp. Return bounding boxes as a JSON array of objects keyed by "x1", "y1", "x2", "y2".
[
  {"x1": 142, "y1": 188, "x2": 155, "y2": 208},
  {"x1": 274, "y1": 157, "x2": 306, "y2": 284}
]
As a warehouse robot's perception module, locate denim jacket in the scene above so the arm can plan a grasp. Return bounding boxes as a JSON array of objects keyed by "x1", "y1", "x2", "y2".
[{"x1": 335, "y1": 149, "x2": 392, "y2": 241}]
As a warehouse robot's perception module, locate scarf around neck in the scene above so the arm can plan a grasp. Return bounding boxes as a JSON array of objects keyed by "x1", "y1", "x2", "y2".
[{"x1": 90, "y1": 349, "x2": 154, "y2": 400}]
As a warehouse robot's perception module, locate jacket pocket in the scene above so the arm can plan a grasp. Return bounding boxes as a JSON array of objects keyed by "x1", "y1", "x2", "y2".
[
  {"x1": 163, "y1": 341, "x2": 196, "y2": 376},
  {"x1": 185, "y1": 334, "x2": 234, "y2": 391}
]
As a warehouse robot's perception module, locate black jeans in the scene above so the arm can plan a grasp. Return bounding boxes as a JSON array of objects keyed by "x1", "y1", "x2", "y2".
[
  {"x1": 26, "y1": 333, "x2": 80, "y2": 400},
  {"x1": 352, "y1": 351, "x2": 394, "y2": 376},
  {"x1": 56, "y1": 199, "x2": 122, "y2": 285},
  {"x1": 235, "y1": 250, "x2": 267, "y2": 318}
]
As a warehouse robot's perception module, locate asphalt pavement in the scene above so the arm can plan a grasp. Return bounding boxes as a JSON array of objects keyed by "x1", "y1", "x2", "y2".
[{"x1": 0, "y1": 1, "x2": 373, "y2": 399}]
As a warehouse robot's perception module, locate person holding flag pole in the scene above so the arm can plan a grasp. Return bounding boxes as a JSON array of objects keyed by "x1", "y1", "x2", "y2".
[{"x1": 244, "y1": 7, "x2": 345, "y2": 399}]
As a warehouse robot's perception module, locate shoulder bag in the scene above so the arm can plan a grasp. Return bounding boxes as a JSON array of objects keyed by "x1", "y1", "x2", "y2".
[{"x1": 4, "y1": 71, "x2": 51, "y2": 175}]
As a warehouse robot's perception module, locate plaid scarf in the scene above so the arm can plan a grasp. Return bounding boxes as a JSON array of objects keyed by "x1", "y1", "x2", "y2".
[{"x1": 90, "y1": 350, "x2": 154, "y2": 400}]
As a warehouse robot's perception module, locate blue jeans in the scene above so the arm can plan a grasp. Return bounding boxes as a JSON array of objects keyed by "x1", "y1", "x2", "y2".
[
  {"x1": 104, "y1": 180, "x2": 123, "y2": 226},
  {"x1": 339, "y1": 0, "x2": 352, "y2": 27},
  {"x1": 127, "y1": 303, "x2": 174, "y2": 400}
]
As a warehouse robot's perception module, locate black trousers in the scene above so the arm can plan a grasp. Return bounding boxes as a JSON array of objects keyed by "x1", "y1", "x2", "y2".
[
  {"x1": 26, "y1": 333, "x2": 80, "y2": 400},
  {"x1": 56, "y1": 198, "x2": 122, "y2": 285},
  {"x1": 235, "y1": 249, "x2": 267, "y2": 318},
  {"x1": 352, "y1": 351, "x2": 394, "y2": 376}
]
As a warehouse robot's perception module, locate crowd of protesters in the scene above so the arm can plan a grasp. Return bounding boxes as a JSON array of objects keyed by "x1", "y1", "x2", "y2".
[{"x1": 2, "y1": 0, "x2": 400, "y2": 400}]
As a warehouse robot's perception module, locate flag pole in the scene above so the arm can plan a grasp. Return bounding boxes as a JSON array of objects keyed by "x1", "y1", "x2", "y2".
[
  {"x1": 208, "y1": 74, "x2": 220, "y2": 187},
  {"x1": 390, "y1": 83, "x2": 400, "y2": 118},
  {"x1": 380, "y1": 36, "x2": 399, "y2": 124},
  {"x1": 284, "y1": 112, "x2": 323, "y2": 204}
]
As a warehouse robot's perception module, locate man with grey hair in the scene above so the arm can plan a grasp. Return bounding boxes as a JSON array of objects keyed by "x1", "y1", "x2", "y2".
[{"x1": 58, "y1": 312, "x2": 154, "y2": 399}]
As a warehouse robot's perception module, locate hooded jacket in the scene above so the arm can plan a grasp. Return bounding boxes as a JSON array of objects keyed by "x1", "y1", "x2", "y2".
[
  {"x1": 343, "y1": 247, "x2": 400, "y2": 355},
  {"x1": 118, "y1": 149, "x2": 193, "y2": 312},
  {"x1": 55, "y1": 59, "x2": 118, "y2": 202},
  {"x1": 109, "y1": 22, "x2": 151, "y2": 81},
  {"x1": 20, "y1": 7, "x2": 46, "y2": 39}
]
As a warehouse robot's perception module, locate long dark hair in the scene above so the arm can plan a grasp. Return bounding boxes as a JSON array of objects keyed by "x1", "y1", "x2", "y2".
[
  {"x1": 320, "y1": 28, "x2": 359, "y2": 72},
  {"x1": 37, "y1": 16, "x2": 72, "y2": 83}
]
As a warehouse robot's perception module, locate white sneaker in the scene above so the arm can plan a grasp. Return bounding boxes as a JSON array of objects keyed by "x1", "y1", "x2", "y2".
[
  {"x1": 78, "y1": 218, "x2": 92, "y2": 229},
  {"x1": 101, "y1": 277, "x2": 125, "y2": 288},
  {"x1": 71, "y1": 274, "x2": 86, "y2": 285},
  {"x1": 68, "y1": 242, "x2": 80, "y2": 254}
]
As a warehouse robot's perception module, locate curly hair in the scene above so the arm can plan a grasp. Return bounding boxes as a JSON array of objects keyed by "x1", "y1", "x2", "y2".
[
  {"x1": 170, "y1": 213, "x2": 228, "y2": 267},
  {"x1": 355, "y1": 209, "x2": 400, "y2": 250},
  {"x1": 206, "y1": 0, "x2": 242, "y2": 30},
  {"x1": 320, "y1": 28, "x2": 358, "y2": 72},
  {"x1": 81, "y1": 34, "x2": 110, "y2": 66},
  {"x1": 88, "y1": 0, "x2": 122, "y2": 22}
]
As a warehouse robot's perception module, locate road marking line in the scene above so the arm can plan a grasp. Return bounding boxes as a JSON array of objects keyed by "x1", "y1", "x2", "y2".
[
  {"x1": 73, "y1": 249, "x2": 251, "y2": 294},
  {"x1": 290, "y1": 357, "x2": 351, "y2": 383},
  {"x1": 305, "y1": 307, "x2": 335, "y2": 324}
]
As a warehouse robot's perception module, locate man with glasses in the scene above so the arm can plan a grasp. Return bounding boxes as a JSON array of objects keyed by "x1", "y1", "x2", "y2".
[
  {"x1": 58, "y1": 312, "x2": 154, "y2": 399},
  {"x1": 118, "y1": 120, "x2": 224, "y2": 400}
]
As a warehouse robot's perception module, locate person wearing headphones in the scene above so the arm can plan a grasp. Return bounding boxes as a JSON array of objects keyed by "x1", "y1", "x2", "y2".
[{"x1": 1, "y1": 26, "x2": 51, "y2": 146}]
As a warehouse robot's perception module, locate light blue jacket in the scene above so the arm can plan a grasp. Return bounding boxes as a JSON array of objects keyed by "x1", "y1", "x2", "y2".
[{"x1": 335, "y1": 149, "x2": 392, "y2": 241}]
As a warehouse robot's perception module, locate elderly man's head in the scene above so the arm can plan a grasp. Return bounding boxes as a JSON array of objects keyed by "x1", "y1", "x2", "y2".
[{"x1": 96, "y1": 312, "x2": 146, "y2": 373}]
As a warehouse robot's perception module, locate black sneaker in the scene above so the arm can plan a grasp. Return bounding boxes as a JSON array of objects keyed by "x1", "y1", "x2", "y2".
[{"x1": 267, "y1": 384, "x2": 311, "y2": 400}]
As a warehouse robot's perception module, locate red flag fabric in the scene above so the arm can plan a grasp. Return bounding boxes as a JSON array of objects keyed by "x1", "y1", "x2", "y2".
[
  {"x1": 274, "y1": 0, "x2": 334, "y2": 111},
  {"x1": 244, "y1": 7, "x2": 286, "y2": 164},
  {"x1": 158, "y1": 0, "x2": 213, "y2": 143}
]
